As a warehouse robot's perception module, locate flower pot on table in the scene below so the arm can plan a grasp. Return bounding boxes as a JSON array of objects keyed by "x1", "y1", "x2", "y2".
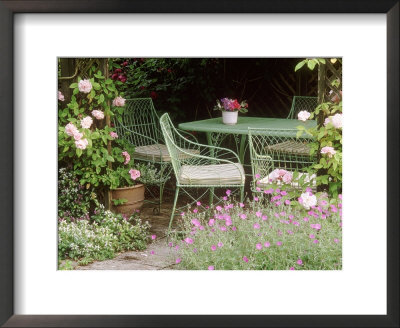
[
  {"x1": 110, "y1": 184, "x2": 145, "y2": 215},
  {"x1": 222, "y1": 111, "x2": 238, "y2": 125}
]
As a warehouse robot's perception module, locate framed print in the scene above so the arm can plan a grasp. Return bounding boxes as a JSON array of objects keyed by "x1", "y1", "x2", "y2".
[{"x1": 0, "y1": 1, "x2": 398, "y2": 327}]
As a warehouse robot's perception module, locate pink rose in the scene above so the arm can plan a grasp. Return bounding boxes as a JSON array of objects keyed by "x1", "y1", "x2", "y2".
[
  {"x1": 110, "y1": 131, "x2": 118, "y2": 139},
  {"x1": 73, "y1": 131, "x2": 83, "y2": 141},
  {"x1": 78, "y1": 79, "x2": 92, "y2": 93},
  {"x1": 58, "y1": 91, "x2": 65, "y2": 101},
  {"x1": 75, "y1": 138, "x2": 88, "y2": 150},
  {"x1": 282, "y1": 172, "x2": 293, "y2": 184},
  {"x1": 129, "y1": 169, "x2": 141, "y2": 181},
  {"x1": 321, "y1": 146, "x2": 336, "y2": 158},
  {"x1": 81, "y1": 116, "x2": 93, "y2": 129},
  {"x1": 112, "y1": 96, "x2": 126, "y2": 107},
  {"x1": 298, "y1": 110, "x2": 311, "y2": 121},
  {"x1": 330, "y1": 113, "x2": 343, "y2": 129},
  {"x1": 91, "y1": 110, "x2": 104, "y2": 120},
  {"x1": 65, "y1": 123, "x2": 78, "y2": 137}
]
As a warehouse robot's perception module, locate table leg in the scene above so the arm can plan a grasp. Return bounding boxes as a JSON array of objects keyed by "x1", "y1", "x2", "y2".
[{"x1": 239, "y1": 134, "x2": 247, "y2": 164}]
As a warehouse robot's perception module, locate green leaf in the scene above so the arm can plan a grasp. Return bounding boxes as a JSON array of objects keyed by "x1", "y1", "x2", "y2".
[
  {"x1": 69, "y1": 83, "x2": 78, "y2": 88},
  {"x1": 318, "y1": 58, "x2": 326, "y2": 64},
  {"x1": 99, "y1": 94, "x2": 105, "y2": 104},
  {"x1": 106, "y1": 155, "x2": 115, "y2": 162},
  {"x1": 93, "y1": 82, "x2": 101, "y2": 90},
  {"x1": 307, "y1": 60, "x2": 316, "y2": 70},
  {"x1": 294, "y1": 60, "x2": 306, "y2": 72},
  {"x1": 76, "y1": 148, "x2": 82, "y2": 157}
]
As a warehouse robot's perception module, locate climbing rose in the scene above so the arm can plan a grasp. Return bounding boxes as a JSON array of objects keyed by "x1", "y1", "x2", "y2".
[
  {"x1": 73, "y1": 131, "x2": 83, "y2": 141},
  {"x1": 75, "y1": 138, "x2": 88, "y2": 150},
  {"x1": 81, "y1": 116, "x2": 93, "y2": 129},
  {"x1": 112, "y1": 96, "x2": 126, "y2": 107},
  {"x1": 282, "y1": 172, "x2": 293, "y2": 184},
  {"x1": 129, "y1": 169, "x2": 141, "y2": 180},
  {"x1": 300, "y1": 192, "x2": 317, "y2": 210},
  {"x1": 78, "y1": 79, "x2": 92, "y2": 93},
  {"x1": 110, "y1": 131, "x2": 118, "y2": 139},
  {"x1": 58, "y1": 91, "x2": 65, "y2": 101},
  {"x1": 297, "y1": 110, "x2": 311, "y2": 121},
  {"x1": 324, "y1": 113, "x2": 343, "y2": 129},
  {"x1": 122, "y1": 151, "x2": 130, "y2": 165},
  {"x1": 321, "y1": 146, "x2": 336, "y2": 158},
  {"x1": 65, "y1": 123, "x2": 78, "y2": 137},
  {"x1": 91, "y1": 110, "x2": 104, "y2": 120}
]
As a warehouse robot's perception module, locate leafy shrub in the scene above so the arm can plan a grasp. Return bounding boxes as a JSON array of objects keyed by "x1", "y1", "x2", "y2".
[
  {"x1": 169, "y1": 189, "x2": 342, "y2": 270},
  {"x1": 58, "y1": 206, "x2": 150, "y2": 265}
]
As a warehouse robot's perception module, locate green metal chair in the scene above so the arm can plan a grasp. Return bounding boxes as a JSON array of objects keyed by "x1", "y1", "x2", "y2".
[
  {"x1": 287, "y1": 96, "x2": 318, "y2": 119},
  {"x1": 160, "y1": 113, "x2": 245, "y2": 234},
  {"x1": 113, "y1": 98, "x2": 197, "y2": 214},
  {"x1": 248, "y1": 128, "x2": 317, "y2": 192}
]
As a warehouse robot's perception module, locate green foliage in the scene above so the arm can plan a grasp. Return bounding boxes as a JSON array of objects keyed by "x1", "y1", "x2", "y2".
[{"x1": 58, "y1": 205, "x2": 151, "y2": 265}]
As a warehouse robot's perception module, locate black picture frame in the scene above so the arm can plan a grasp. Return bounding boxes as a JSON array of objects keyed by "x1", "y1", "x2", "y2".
[{"x1": 0, "y1": 1, "x2": 398, "y2": 327}]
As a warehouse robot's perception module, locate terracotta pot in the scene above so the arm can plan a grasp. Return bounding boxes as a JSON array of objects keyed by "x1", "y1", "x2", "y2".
[
  {"x1": 110, "y1": 184, "x2": 145, "y2": 216},
  {"x1": 222, "y1": 111, "x2": 238, "y2": 125}
]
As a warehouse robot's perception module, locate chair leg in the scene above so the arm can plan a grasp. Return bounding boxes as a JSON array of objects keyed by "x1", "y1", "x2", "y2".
[{"x1": 168, "y1": 186, "x2": 180, "y2": 236}]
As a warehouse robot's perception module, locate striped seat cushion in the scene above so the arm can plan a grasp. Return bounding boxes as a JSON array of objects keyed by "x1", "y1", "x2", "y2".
[
  {"x1": 265, "y1": 140, "x2": 311, "y2": 156},
  {"x1": 179, "y1": 163, "x2": 245, "y2": 186},
  {"x1": 134, "y1": 144, "x2": 199, "y2": 162}
]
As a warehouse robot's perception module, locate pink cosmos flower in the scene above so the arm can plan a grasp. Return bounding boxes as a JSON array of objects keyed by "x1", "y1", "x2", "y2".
[
  {"x1": 78, "y1": 79, "x2": 92, "y2": 93},
  {"x1": 321, "y1": 146, "x2": 336, "y2": 158},
  {"x1": 109, "y1": 131, "x2": 118, "y2": 139},
  {"x1": 58, "y1": 91, "x2": 65, "y2": 101},
  {"x1": 264, "y1": 242, "x2": 270, "y2": 248},
  {"x1": 184, "y1": 238, "x2": 193, "y2": 244},
  {"x1": 208, "y1": 219, "x2": 215, "y2": 226},
  {"x1": 122, "y1": 151, "x2": 130, "y2": 165},
  {"x1": 208, "y1": 266, "x2": 214, "y2": 270},
  {"x1": 151, "y1": 235, "x2": 156, "y2": 240},
  {"x1": 298, "y1": 110, "x2": 311, "y2": 121},
  {"x1": 239, "y1": 214, "x2": 247, "y2": 220},
  {"x1": 243, "y1": 256, "x2": 249, "y2": 263},
  {"x1": 112, "y1": 96, "x2": 126, "y2": 107},
  {"x1": 256, "y1": 211, "x2": 262, "y2": 218},
  {"x1": 80, "y1": 116, "x2": 93, "y2": 129},
  {"x1": 129, "y1": 169, "x2": 141, "y2": 180},
  {"x1": 256, "y1": 243, "x2": 263, "y2": 250},
  {"x1": 65, "y1": 123, "x2": 78, "y2": 137},
  {"x1": 175, "y1": 258, "x2": 181, "y2": 264},
  {"x1": 226, "y1": 189, "x2": 231, "y2": 196},
  {"x1": 211, "y1": 245, "x2": 217, "y2": 251},
  {"x1": 75, "y1": 138, "x2": 88, "y2": 150},
  {"x1": 276, "y1": 241, "x2": 282, "y2": 246},
  {"x1": 253, "y1": 223, "x2": 260, "y2": 229},
  {"x1": 217, "y1": 242, "x2": 223, "y2": 247},
  {"x1": 91, "y1": 110, "x2": 104, "y2": 120}
]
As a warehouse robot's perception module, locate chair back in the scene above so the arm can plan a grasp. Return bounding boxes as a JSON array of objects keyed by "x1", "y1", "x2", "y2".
[
  {"x1": 287, "y1": 96, "x2": 318, "y2": 119},
  {"x1": 113, "y1": 98, "x2": 162, "y2": 146}
]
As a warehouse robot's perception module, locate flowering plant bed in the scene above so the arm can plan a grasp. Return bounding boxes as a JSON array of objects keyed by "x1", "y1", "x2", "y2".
[{"x1": 169, "y1": 189, "x2": 342, "y2": 270}]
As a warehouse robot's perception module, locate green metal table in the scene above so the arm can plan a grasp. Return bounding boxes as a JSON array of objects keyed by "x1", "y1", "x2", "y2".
[{"x1": 178, "y1": 116, "x2": 316, "y2": 163}]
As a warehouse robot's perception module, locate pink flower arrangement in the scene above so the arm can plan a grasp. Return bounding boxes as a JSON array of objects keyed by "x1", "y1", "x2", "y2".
[
  {"x1": 91, "y1": 110, "x2": 104, "y2": 120},
  {"x1": 321, "y1": 146, "x2": 336, "y2": 158},
  {"x1": 78, "y1": 79, "x2": 92, "y2": 93},
  {"x1": 112, "y1": 96, "x2": 126, "y2": 107},
  {"x1": 80, "y1": 116, "x2": 93, "y2": 129},
  {"x1": 214, "y1": 98, "x2": 248, "y2": 113},
  {"x1": 297, "y1": 110, "x2": 311, "y2": 121},
  {"x1": 129, "y1": 169, "x2": 141, "y2": 180}
]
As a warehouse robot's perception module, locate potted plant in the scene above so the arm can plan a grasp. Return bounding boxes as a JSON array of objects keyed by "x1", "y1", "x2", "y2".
[{"x1": 214, "y1": 97, "x2": 248, "y2": 125}]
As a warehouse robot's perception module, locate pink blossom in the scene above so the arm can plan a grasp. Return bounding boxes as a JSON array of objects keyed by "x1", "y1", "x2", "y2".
[
  {"x1": 75, "y1": 138, "x2": 88, "y2": 150},
  {"x1": 91, "y1": 110, "x2": 104, "y2": 120},
  {"x1": 298, "y1": 110, "x2": 311, "y2": 121},
  {"x1": 287, "y1": 230, "x2": 293, "y2": 235},
  {"x1": 150, "y1": 250, "x2": 155, "y2": 255},
  {"x1": 193, "y1": 209, "x2": 198, "y2": 213},
  {"x1": 256, "y1": 243, "x2": 262, "y2": 250},
  {"x1": 78, "y1": 79, "x2": 92, "y2": 93},
  {"x1": 217, "y1": 242, "x2": 223, "y2": 248},
  {"x1": 264, "y1": 242, "x2": 270, "y2": 248},
  {"x1": 110, "y1": 131, "x2": 118, "y2": 139},
  {"x1": 334, "y1": 238, "x2": 339, "y2": 243},
  {"x1": 239, "y1": 203, "x2": 245, "y2": 208},
  {"x1": 193, "y1": 248, "x2": 197, "y2": 253},
  {"x1": 80, "y1": 116, "x2": 93, "y2": 129},
  {"x1": 262, "y1": 215, "x2": 268, "y2": 221},
  {"x1": 254, "y1": 197, "x2": 259, "y2": 202},
  {"x1": 282, "y1": 172, "x2": 292, "y2": 184},
  {"x1": 232, "y1": 226, "x2": 237, "y2": 231},
  {"x1": 122, "y1": 151, "x2": 130, "y2": 165},
  {"x1": 321, "y1": 146, "x2": 336, "y2": 158},
  {"x1": 253, "y1": 223, "x2": 260, "y2": 229},
  {"x1": 58, "y1": 91, "x2": 65, "y2": 101},
  {"x1": 239, "y1": 214, "x2": 247, "y2": 220},
  {"x1": 175, "y1": 258, "x2": 181, "y2": 264},
  {"x1": 338, "y1": 194, "x2": 342, "y2": 200},
  {"x1": 219, "y1": 226, "x2": 227, "y2": 231},
  {"x1": 151, "y1": 235, "x2": 156, "y2": 240},
  {"x1": 211, "y1": 245, "x2": 217, "y2": 251},
  {"x1": 289, "y1": 267, "x2": 295, "y2": 270},
  {"x1": 184, "y1": 238, "x2": 193, "y2": 244},
  {"x1": 292, "y1": 221, "x2": 300, "y2": 226},
  {"x1": 65, "y1": 123, "x2": 78, "y2": 137},
  {"x1": 309, "y1": 234, "x2": 315, "y2": 239},
  {"x1": 168, "y1": 242, "x2": 173, "y2": 247},
  {"x1": 276, "y1": 241, "x2": 282, "y2": 246},
  {"x1": 223, "y1": 196, "x2": 228, "y2": 201},
  {"x1": 310, "y1": 223, "x2": 321, "y2": 230},
  {"x1": 208, "y1": 219, "x2": 215, "y2": 226},
  {"x1": 191, "y1": 219, "x2": 201, "y2": 227},
  {"x1": 281, "y1": 190, "x2": 287, "y2": 196},
  {"x1": 112, "y1": 96, "x2": 126, "y2": 107},
  {"x1": 256, "y1": 211, "x2": 262, "y2": 218},
  {"x1": 196, "y1": 201, "x2": 201, "y2": 206},
  {"x1": 285, "y1": 200, "x2": 291, "y2": 205},
  {"x1": 208, "y1": 266, "x2": 214, "y2": 270},
  {"x1": 297, "y1": 259, "x2": 303, "y2": 265},
  {"x1": 313, "y1": 239, "x2": 319, "y2": 244},
  {"x1": 255, "y1": 173, "x2": 261, "y2": 179},
  {"x1": 180, "y1": 212, "x2": 185, "y2": 216},
  {"x1": 226, "y1": 189, "x2": 231, "y2": 196},
  {"x1": 73, "y1": 131, "x2": 83, "y2": 141},
  {"x1": 129, "y1": 169, "x2": 141, "y2": 180},
  {"x1": 216, "y1": 206, "x2": 222, "y2": 212},
  {"x1": 303, "y1": 217, "x2": 309, "y2": 222},
  {"x1": 243, "y1": 256, "x2": 249, "y2": 263}
]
